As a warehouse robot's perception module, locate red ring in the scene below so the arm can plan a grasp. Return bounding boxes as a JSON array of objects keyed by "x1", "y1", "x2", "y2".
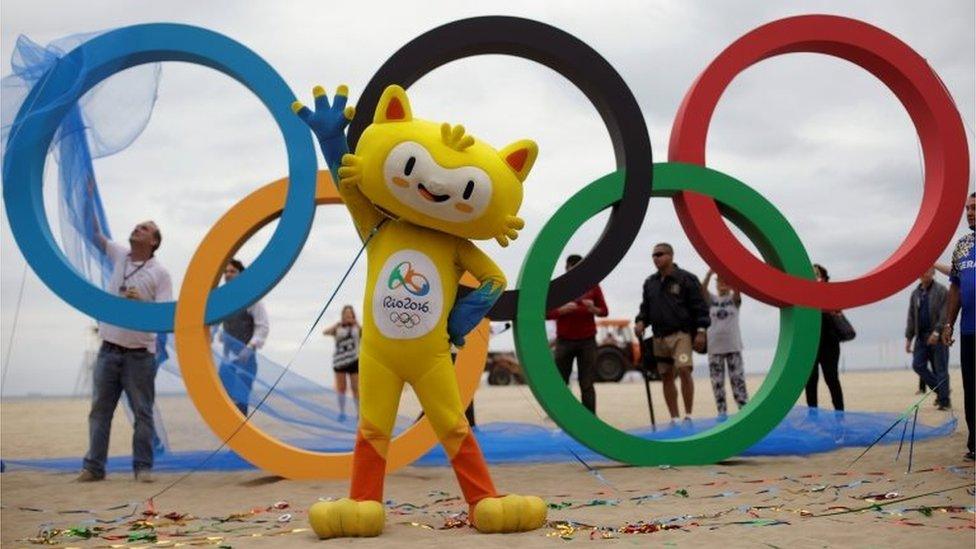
[{"x1": 669, "y1": 14, "x2": 969, "y2": 309}]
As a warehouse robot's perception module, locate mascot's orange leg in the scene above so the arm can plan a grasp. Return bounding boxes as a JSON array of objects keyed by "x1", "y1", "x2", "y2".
[
  {"x1": 350, "y1": 353, "x2": 404, "y2": 502},
  {"x1": 308, "y1": 354, "x2": 402, "y2": 538},
  {"x1": 411, "y1": 358, "x2": 547, "y2": 533},
  {"x1": 411, "y1": 358, "x2": 496, "y2": 506}
]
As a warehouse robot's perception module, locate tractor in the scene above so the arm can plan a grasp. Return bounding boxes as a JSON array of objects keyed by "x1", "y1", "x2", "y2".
[
  {"x1": 484, "y1": 319, "x2": 659, "y2": 385},
  {"x1": 594, "y1": 319, "x2": 660, "y2": 382},
  {"x1": 483, "y1": 322, "x2": 527, "y2": 386},
  {"x1": 485, "y1": 350, "x2": 524, "y2": 385}
]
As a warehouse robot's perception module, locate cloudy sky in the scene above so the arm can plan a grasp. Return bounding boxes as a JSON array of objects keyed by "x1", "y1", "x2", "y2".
[{"x1": 1, "y1": 0, "x2": 973, "y2": 397}]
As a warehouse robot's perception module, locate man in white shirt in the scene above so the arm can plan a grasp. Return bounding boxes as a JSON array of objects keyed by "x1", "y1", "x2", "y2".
[
  {"x1": 217, "y1": 258, "x2": 269, "y2": 415},
  {"x1": 78, "y1": 213, "x2": 172, "y2": 483}
]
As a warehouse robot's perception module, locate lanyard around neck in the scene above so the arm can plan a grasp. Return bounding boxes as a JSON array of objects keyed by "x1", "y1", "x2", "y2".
[{"x1": 123, "y1": 256, "x2": 150, "y2": 285}]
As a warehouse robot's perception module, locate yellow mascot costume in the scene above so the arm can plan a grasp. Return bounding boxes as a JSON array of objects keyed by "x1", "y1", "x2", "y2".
[{"x1": 293, "y1": 84, "x2": 547, "y2": 537}]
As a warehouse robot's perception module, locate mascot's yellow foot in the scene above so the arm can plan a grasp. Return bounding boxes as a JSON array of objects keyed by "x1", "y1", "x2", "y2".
[
  {"x1": 308, "y1": 498, "x2": 385, "y2": 539},
  {"x1": 472, "y1": 494, "x2": 547, "y2": 533}
]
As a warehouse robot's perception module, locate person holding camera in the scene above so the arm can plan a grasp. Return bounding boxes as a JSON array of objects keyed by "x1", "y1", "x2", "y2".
[{"x1": 546, "y1": 254, "x2": 608, "y2": 415}]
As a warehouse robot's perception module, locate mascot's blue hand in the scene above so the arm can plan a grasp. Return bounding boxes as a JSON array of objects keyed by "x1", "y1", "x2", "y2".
[
  {"x1": 447, "y1": 281, "x2": 503, "y2": 348},
  {"x1": 292, "y1": 85, "x2": 355, "y2": 173}
]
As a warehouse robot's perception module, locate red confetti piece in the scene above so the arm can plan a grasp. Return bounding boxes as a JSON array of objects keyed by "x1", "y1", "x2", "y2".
[{"x1": 142, "y1": 497, "x2": 157, "y2": 517}]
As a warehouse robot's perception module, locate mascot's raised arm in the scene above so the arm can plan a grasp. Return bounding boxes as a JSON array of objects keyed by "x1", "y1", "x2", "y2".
[{"x1": 293, "y1": 84, "x2": 546, "y2": 538}]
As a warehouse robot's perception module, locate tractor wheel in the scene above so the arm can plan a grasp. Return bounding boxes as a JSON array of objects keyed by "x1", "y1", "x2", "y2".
[
  {"x1": 595, "y1": 345, "x2": 628, "y2": 382},
  {"x1": 488, "y1": 366, "x2": 513, "y2": 386}
]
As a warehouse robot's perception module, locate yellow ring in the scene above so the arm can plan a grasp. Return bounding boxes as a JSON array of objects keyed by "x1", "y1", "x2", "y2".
[{"x1": 174, "y1": 170, "x2": 488, "y2": 479}]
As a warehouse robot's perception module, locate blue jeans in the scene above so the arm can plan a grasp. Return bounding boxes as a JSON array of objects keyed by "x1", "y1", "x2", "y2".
[
  {"x1": 912, "y1": 337, "x2": 949, "y2": 405},
  {"x1": 83, "y1": 343, "x2": 157, "y2": 476}
]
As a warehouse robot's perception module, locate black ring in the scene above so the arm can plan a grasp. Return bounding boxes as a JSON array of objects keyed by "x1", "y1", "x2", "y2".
[{"x1": 350, "y1": 16, "x2": 653, "y2": 320}]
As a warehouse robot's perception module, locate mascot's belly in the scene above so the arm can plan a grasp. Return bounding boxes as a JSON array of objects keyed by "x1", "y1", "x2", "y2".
[{"x1": 360, "y1": 222, "x2": 458, "y2": 359}]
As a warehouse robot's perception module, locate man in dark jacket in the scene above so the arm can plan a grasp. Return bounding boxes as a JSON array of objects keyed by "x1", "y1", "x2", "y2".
[
  {"x1": 634, "y1": 243, "x2": 710, "y2": 423},
  {"x1": 905, "y1": 267, "x2": 950, "y2": 409}
]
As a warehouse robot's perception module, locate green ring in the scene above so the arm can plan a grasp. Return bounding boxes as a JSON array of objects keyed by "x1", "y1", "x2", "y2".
[{"x1": 514, "y1": 162, "x2": 821, "y2": 465}]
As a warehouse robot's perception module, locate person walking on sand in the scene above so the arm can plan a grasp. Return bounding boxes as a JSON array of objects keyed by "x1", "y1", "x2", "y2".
[{"x1": 905, "y1": 267, "x2": 950, "y2": 410}]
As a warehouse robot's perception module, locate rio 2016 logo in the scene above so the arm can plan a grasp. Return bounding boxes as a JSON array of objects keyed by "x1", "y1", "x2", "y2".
[
  {"x1": 387, "y1": 261, "x2": 430, "y2": 297},
  {"x1": 373, "y1": 251, "x2": 442, "y2": 341}
]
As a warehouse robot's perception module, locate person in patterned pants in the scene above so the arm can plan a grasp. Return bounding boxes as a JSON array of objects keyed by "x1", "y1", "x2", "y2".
[{"x1": 702, "y1": 269, "x2": 748, "y2": 417}]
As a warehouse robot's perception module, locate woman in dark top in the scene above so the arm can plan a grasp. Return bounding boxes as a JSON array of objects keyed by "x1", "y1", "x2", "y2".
[
  {"x1": 324, "y1": 305, "x2": 361, "y2": 421},
  {"x1": 805, "y1": 264, "x2": 845, "y2": 411}
]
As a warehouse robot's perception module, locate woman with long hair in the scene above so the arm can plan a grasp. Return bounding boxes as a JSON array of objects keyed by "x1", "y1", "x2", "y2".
[
  {"x1": 805, "y1": 264, "x2": 845, "y2": 411},
  {"x1": 324, "y1": 305, "x2": 361, "y2": 421}
]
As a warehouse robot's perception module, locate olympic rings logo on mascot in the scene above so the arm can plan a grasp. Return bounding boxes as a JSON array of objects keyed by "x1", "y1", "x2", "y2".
[{"x1": 388, "y1": 312, "x2": 422, "y2": 328}]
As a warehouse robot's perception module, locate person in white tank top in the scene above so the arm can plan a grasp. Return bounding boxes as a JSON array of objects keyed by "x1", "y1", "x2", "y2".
[{"x1": 323, "y1": 305, "x2": 361, "y2": 421}]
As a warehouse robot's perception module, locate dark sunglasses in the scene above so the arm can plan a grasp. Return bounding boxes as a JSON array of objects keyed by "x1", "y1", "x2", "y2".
[{"x1": 652, "y1": 251, "x2": 670, "y2": 258}]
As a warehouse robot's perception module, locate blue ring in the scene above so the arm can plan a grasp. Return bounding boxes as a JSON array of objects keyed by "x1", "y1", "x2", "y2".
[{"x1": 2, "y1": 24, "x2": 316, "y2": 331}]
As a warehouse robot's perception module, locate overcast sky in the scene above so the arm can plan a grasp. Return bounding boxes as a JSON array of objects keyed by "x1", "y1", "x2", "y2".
[{"x1": 1, "y1": 0, "x2": 973, "y2": 397}]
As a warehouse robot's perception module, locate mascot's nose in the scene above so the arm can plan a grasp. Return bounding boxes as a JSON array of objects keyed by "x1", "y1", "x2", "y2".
[{"x1": 424, "y1": 179, "x2": 450, "y2": 195}]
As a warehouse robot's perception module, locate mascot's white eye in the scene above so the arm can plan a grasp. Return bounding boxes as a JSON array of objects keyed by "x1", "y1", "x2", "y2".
[
  {"x1": 385, "y1": 142, "x2": 428, "y2": 178},
  {"x1": 459, "y1": 172, "x2": 490, "y2": 202}
]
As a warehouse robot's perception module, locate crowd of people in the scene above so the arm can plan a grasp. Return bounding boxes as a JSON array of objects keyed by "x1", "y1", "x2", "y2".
[
  {"x1": 73, "y1": 192, "x2": 975, "y2": 482},
  {"x1": 547, "y1": 241, "x2": 753, "y2": 425},
  {"x1": 547, "y1": 193, "x2": 975, "y2": 460}
]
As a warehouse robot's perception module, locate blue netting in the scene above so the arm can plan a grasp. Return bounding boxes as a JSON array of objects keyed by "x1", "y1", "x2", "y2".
[
  {"x1": 2, "y1": 32, "x2": 161, "y2": 290},
  {"x1": 414, "y1": 408, "x2": 957, "y2": 465},
  {"x1": 2, "y1": 31, "x2": 173, "y2": 451},
  {"x1": 2, "y1": 406, "x2": 956, "y2": 472},
  {"x1": 155, "y1": 331, "x2": 416, "y2": 445}
]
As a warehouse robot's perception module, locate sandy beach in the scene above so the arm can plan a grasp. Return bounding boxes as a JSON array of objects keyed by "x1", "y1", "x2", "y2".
[{"x1": 2, "y1": 368, "x2": 973, "y2": 547}]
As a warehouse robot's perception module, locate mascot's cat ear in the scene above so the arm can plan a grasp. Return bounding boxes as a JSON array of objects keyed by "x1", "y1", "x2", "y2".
[
  {"x1": 498, "y1": 139, "x2": 538, "y2": 183},
  {"x1": 373, "y1": 85, "x2": 413, "y2": 124}
]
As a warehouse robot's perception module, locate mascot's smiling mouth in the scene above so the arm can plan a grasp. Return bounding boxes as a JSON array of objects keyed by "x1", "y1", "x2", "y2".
[{"x1": 417, "y1": 183, "x2": 451, "y2": 203}]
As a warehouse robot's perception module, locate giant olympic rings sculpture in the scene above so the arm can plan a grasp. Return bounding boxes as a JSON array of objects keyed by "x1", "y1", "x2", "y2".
[{"x1": 2, "y1": 15, "x2": 968, "y2": 477}]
